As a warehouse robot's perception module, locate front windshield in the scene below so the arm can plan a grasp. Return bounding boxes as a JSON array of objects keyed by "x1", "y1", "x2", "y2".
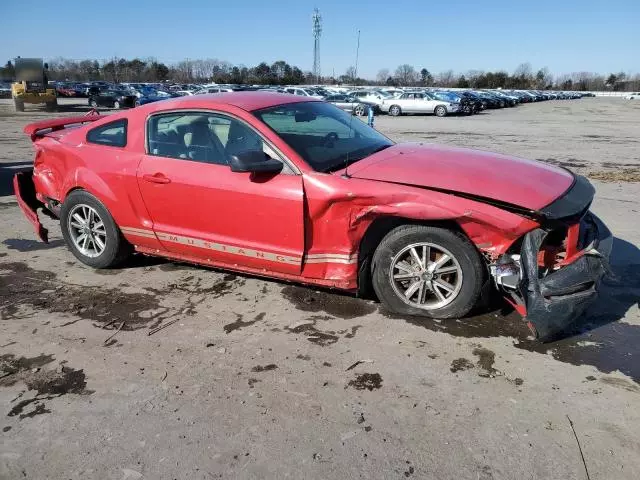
[{"x1": 254, "y1": 101, "x2": 393, "y2": 173}]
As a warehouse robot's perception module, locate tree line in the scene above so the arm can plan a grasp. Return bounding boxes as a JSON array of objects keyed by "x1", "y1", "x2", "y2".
[
  {"x1": 0, "y1": 57, "x2": 309, "y2": 85},
  {"x1": 1, "y1": 58, "x2": 638, "y2": 91},
  {"x1": 373, "y1": 63, "x2": 639, "y2": 91}
]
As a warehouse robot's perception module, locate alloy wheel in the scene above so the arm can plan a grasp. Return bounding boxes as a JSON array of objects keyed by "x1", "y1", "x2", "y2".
[
  {"x1": 67, "y1": 204, "x2": 107, "y2": 258},
  {"x1": 389, "y1": 242, "x2": 463, "y2": 310}
]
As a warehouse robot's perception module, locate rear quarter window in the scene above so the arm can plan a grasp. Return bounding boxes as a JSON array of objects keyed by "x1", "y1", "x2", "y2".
[{"x1": 86, "y1": 119, "x2": 127, "y2": 147}]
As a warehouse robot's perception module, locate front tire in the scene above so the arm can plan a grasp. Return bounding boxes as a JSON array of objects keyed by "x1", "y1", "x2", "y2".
[
  {"x1": 60, "y1": 190, "x2": 131, "y2": 269},
  {"x1": 89, "y1": 98, "x2": 98, "y2": 108},
  {"x1": 354, "y1": 104, "x2": 366, "y2": 116},
  {"x1": 389, "y1": 105, "x2": 401, "y2": 117},
  {"x1": 45, "y1": 100, "x2": 57, "y2": 112},
  {"x1": 372, "y1": 225, "x2": 485, "y2": 319},
  {"x1": 435, "y1": 105, "x2": 447, "y2": 117},
  {"x1": 113, "y1": 101, "x2": 120, "y2": 109}
]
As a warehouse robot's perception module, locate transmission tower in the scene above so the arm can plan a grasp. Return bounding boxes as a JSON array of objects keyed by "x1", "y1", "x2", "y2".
[{"x1": 312, "y1": 8, "x2": 322, "y2": 83}]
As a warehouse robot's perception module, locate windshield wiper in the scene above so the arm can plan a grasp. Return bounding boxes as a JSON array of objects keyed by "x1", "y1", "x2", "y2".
[{"x1": 323, "y1": 144, "x2": 392, "y2": 173}]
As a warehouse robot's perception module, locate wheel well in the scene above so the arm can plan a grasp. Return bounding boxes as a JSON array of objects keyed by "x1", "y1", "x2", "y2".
[
  {"x1": 356, "y1": 216, "x2": 462, "y2": 298},
  {"x1": 64, "y1": 186, "x2": 85, "y2": 201}
]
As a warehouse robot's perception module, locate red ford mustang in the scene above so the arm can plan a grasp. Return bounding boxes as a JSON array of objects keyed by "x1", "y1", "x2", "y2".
[{"x1": 14, "y1": 92, "x2": 612, "y2": 340}]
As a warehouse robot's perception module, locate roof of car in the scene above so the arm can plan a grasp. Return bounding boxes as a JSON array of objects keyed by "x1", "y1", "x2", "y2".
[{"x1": 140, "y1": 91, "x2": 320, "y2": 113}]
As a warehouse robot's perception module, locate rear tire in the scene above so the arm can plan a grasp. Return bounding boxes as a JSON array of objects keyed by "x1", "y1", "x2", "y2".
[
  {"x1": 14, "y1": 98, "x2": 24, "y2": 112},
  {"x1": 45, "y1": 100, "x2": 57, "y2": 112},
  {"x1": 389, "y1": 105, "x2": 401, "y2": 117},
  {"x1": 113, "y1": 101, "x2": 120, "y2": 109},
  {"x1": 372, "y1": 225, "x2": 485, "y2": 319},
  {"x1": 435, "y1": 105, "x2": 447, "y2": 117},
  {"x1": 89, "y1": 98, "x2": 98, "y2": 108},
  {"x1": 60, "y1": 190, "x2": 131, "y2": 269}
]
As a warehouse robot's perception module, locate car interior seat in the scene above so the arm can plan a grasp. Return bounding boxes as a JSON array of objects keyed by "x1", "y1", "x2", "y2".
[
  {"x1": 183, "y1": 120, "x2": 226, "y2": 164},
  {"x1": 225, "y1": 121, "x2": 263, "y2": 158}
]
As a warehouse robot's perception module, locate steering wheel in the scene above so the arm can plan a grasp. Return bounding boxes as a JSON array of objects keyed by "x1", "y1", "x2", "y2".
[{"x1": 323, "y1": 132, "x2": 339, "y2": 148}]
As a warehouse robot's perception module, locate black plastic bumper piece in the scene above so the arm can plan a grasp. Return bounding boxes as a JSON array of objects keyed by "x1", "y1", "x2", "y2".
[{"x1": 519, "y1": 212, "x2": 612, "y2": 341}]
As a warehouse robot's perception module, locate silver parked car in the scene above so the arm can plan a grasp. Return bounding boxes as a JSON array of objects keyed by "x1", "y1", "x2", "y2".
[
  {"x1": 324, "y1": 94, "x2": 374, "y2": 116},
  {"x1": 381, "y1": 91, "x2": 459, "y2": 117}
]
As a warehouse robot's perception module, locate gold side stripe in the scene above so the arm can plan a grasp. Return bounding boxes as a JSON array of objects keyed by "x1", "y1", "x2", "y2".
[
  {"x1": 155, "y1": 232, "x2": 301, "y2": 265},
  {"x1": 304, "y1": 258, "x2": 358, "y2": 265},
  {"x1": 306, "y1": 254, "x2": 357, "y2": 261},
  {"x1": 120, "y1": 227, "x2": 358, "y2": 265},
  {"x1": 121, "y1": 226, "x2": 154, "y2": 234},
  {"x1": 120, "y1": 229, "x2": 156, "y2": 238}
]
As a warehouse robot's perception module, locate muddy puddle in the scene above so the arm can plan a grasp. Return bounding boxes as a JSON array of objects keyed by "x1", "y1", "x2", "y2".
[
  {"x1": 0, "y1": 353, "x2": 92, "y2": 419},
  {"x1": 281, "y1": 285, "x2": 375, "y2": 319},
  {"x1": 347, "y1": 373, "x2": 383, "y2": 391},
  {"x1": 224, "y1": 312, "x2": 264, "y2": 334},
  {"x1": 0, "y1": 261, "x2": 247, "y2": 331},
  {"x1": 0, "y1": 261, "x2": 165, "y2": 329},
  {"x1": 283, "y1": 271, "x2": 640, "y2": 383}
]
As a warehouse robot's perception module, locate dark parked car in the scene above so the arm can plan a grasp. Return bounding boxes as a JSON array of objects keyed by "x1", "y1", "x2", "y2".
[
  {"x1": 459, "y1": 91, "x2": 487, "y2": 111},
  {"x1": 427, "y1": 91, "x2": 476, "y2": 115},
  {"x1": 88, "y1": 89, "x2": 137, "y2": 109},
  {"x1": 135, "y1": 91, "x2": 181, "y2": 107},
  {"x1": 475, "y1": 91, "x2": 505, "y2": 108}
]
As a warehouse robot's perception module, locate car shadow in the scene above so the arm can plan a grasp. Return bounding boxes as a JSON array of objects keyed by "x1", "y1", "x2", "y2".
[
  {"x1": 0, "y1": 161, "x2": 31, "y2": 197},
  {"x1": 2, "y1": 238, "x2": 65, "y2": 252},
  {"x1": 54, "y1": 104, "x2": 97, "y2": 114}
]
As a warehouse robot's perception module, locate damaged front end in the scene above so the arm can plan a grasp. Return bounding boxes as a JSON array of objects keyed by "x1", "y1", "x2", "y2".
[{"x1": 490, "y1": 175, "x2": 613, "y2": 340}]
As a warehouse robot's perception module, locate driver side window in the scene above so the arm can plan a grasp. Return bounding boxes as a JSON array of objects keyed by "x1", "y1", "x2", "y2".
[{"x1": 147, "y1": 112, "x2": 278, "y2": 166}]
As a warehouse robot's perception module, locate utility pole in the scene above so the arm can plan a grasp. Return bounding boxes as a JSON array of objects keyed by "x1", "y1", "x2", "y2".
[
  {"x1": 354, "y1": 30, "x2": 361, "y2": 84},
  {"x1": 312, "y1": 9, "x2": 322, "y2": 84}
]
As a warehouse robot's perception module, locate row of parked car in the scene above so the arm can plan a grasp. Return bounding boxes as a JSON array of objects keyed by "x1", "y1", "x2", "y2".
[
  {"x1": 47, "y1": 80, "x2": 594, "y2": 115},
  {"x1": 324, "y1": 88, "x2": 593, "y2": 118}
]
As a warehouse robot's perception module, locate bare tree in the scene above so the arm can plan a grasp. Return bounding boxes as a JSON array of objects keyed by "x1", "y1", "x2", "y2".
[
  {"x1": 435, "y1": 70, "x2": 455, "y2": 87},
  {"x1": 394, "y1": 64, "x2": 418, "y2": 86},
  {"x1": 376, "y1": 68, "x2": 390, "y2": 84},
  {"x1": 345, "y1": 66, "x2": 357, "y2": 83}
]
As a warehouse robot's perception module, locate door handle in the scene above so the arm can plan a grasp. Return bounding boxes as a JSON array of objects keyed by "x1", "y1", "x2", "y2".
[{"x1": 142, "y1": 173, "x2": 171, "y2": 184}]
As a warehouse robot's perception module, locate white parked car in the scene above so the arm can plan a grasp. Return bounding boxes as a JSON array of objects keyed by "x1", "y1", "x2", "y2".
[
  {"x1": 283, "y1": 87, "x2": 323, "y2": 98},
  {"x1": 347, "y1": 89, "x2": 392, "y2": 106},
  {"x1": 624, "y1": 92, "x2": 640, "y2": 99},
  {"x1": 195, "y1": 87, "x2": 234, "y2": 95},
  {"x1": 381, "y1": 91, "x2": 459, "y2": 117}
]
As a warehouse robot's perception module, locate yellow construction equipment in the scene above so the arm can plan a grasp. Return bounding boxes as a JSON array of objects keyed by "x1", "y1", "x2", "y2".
[{"x1": 11, "y1": 58, "x2": 57, "y2": 112}]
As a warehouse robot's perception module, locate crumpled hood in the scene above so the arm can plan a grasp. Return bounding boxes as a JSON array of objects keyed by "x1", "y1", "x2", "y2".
[{"x1": 345, "y1": 143, "x2": 574, "y2": 210}]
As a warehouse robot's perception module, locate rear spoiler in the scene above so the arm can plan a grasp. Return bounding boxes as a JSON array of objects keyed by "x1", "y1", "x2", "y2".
[{"x1": 24, "y1": 110, "x2": 102, "y2": 141}]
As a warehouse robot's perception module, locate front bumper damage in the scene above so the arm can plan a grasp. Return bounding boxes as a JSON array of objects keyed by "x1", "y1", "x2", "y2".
[{"x1": 496, "y1": 212, "x2": 612, "y2": 340}]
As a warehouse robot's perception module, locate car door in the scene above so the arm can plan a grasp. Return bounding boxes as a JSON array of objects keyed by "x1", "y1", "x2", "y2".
[
  {"x1": 137, "y1": 111, "x2": 305, "y2": 275},
  {"x1": 401, "y1": 93, "x2": 418, "y2": 113},
  {"x1": 98, "y1": 91, "x2": 113, "y2": 107},
  {"x1": 419, "y1": 93, "x2": 439, "y2": 113}
]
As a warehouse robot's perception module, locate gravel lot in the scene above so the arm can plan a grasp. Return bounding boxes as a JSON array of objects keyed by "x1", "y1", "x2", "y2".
[{"x1": 1, "y1": 98, "x2": 639, "y2": 480}]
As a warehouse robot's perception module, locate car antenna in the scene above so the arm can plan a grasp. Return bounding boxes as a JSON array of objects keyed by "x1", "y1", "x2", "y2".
[{"x1": 342, "y1": 29, "x2": 361, "y2": 179}]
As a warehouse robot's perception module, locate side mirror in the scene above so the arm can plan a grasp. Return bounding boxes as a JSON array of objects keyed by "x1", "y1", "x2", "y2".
[{"x1": 229, "y1": 150, "x2": 283, "y2": 174}]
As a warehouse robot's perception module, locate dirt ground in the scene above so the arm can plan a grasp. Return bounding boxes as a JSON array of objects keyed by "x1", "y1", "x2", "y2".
[{"x1": 1, "y1": 98, "x2": 639, "y2": 480}]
